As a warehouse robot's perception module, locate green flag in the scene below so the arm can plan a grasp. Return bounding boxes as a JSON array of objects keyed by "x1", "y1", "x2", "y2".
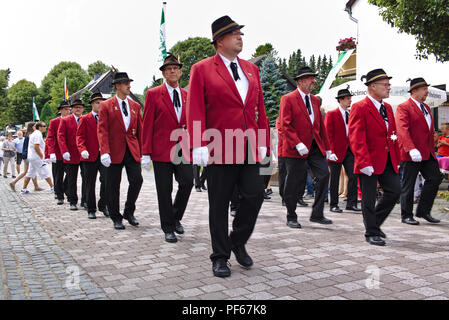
[
  {"x1": 159, "y1": 2, "x2": 167, "y2": 61},
  {"x1": 32, "y1": 97, "x2": 40, "y2": 121}
]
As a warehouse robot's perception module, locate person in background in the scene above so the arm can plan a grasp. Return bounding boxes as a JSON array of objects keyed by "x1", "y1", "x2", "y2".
[
  {"x1": 14, "y1": 130, "x2": 25, "y2": 175},
  {"x1": 437, "y1": 123, "x2": 449, "y2": 158},
  {"x1": 0, "y1": 136, "x2": 4, "y2": 173},
  {"x1": 2, "y1": 132, "x2": 17, "y2": 178}
]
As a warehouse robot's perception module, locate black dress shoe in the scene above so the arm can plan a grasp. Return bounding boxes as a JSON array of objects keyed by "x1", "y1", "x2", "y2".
[
  {"x1": 230, "y1": 209, "x2": 237, "y2": 217},
  {"x1": 232, "y1": 245, "x2": 253, "y2": 268},
  {"x1": 113, "y1": 221, "x2": 125, "y2": 230},
  {"x1": 346, "y1": 205, "x2": 362, "y2": 212},
  {"x1": 379, "y1": 230, "x2": 387, "y2": 239},
  {"x1": 201, "y1": 185, "x2": 207, "y2": 191},
  {"x1": 70, "y1": 204, "x2": 78, "y2": 211},
  {"x1": 287, "y1": 220, "x2": 302, "y2": 229},
  {"x1": 165, "y1": 232, "x2": 178, "y2": 243},
  {"x1": 124, "y1": 214, "x2": 139, "y2": 226},
  {"x1": 263, "y1": 193, "x2": 271, "y2": 200},
  {"x1": 298, "y1": 199, "x2": 308, "y2": 207},
  {"x1": 366, "y1": 236, "x2": 385, "y2": 246},
  {"x1": 265, "y1": 188, "x2": 273, "y2": 196},
  {"x1": 54, "y1": 195, "x2": 58, "y2": 200},
  {"x1": 57, "y1": 199, "x2": 64, "y2": 205},
  {"x1": 417, "y1": 214, "x2": 440, "y2": 223},
  {"x1": 82, "y1": 202, "x2": 88, "y2": 210},
  {"x1": 175, "y1": 221, "x2": 184, "y2": 234},
  {"x1": 195, "y1": 187, "x2": 202, "y2": 192},
  {"x1": 330, "y1": 206, "x2": 343, "y2": 213},
  {"x1": 402, "y1": 217, "x2": 420, "y2": 225},
  {"x1": 310, "y1": 217, "x2": 333, "y2": 224},
  {"x1": 100, "y1": 207, "x2": 110, "y2": 218},
  {"x1": 212, "y1": 259, "x2": 231, "y2": 278},
  {"x1": 88, "y1": 212, "x2": 96, "y2": 219}
]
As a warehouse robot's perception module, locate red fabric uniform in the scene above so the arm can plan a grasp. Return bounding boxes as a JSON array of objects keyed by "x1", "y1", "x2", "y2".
[
  {"x1": 45, "y1": 117, "x2": 63, "y2": 160},
  {"x1": 142, "y1": 84, "x2": 189, "y2": 162},
  {"x1": 97, "y1": 97, "x2": 142, "y2": 164},
  {"x1": 278, "y1": 89, "x2": 330, "y2": 158},
  {"x1": 57, "y1": 114, "x2": 81, "y2": 164},
  {"x1": 395, "y1": 98, "x2": 435, "y2": 161},
  {"x1": 325, "y1": 108, "x2": 349, "y2": 163},
  {"x1": 348, "y1": 97, "x2": 400, "y2": 174},
  {"x1": 76, "y1": 112, "x2": 100, "y2": 162}
]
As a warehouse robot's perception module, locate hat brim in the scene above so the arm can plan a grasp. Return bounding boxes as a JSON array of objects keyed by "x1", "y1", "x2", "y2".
[
  {"x1": 71, "y1": 103, "x2": 85, "y2": 108},
  {"x1": 112, "y1": 79, "x2": 134, "y2": 84},
  {"x1": 159, "y1": 63, "x2": 183, "y2": 72},
  {"x1": 211, "y1": 25, "x2": 244, "y2": 44},
  {"x1": 408, "y1": 83, "x2": 430, "y2": 93},
  {"x1": 364, "y1": 76, "x2": 392, "y2": 86},
  {"x1": 294, "y1": 73, "x2": 318, "y2": 81},
  {"x1": 89, "y1": 97, "x2": 106, "y2": 104},
  {"x1": 336, "y1": 94, "x2": 353, "y2": 99}
]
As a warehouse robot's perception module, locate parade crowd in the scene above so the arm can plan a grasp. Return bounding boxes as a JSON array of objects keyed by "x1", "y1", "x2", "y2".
[{"x1": 2, "y1": 15, "x2": 447, "y2": 278}]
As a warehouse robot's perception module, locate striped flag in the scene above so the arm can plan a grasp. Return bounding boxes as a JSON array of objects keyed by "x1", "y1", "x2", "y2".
[
  {"x1": 159, "y1": 2, "x2": 167, "y2": 61},
  {"x1": 64, "y1": 77, "x2": 69, "y2": 100},
  {"x1": 32, "y1": 97, "x2": 40, "y2": 121}
]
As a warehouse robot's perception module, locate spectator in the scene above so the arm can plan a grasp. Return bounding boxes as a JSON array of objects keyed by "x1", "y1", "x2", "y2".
[
  {"x1": 2, "y1": 132, "x2": 17, "y2": 178},
  {"x1": 14, "y1": 130, "x2": 25, "y2": 174},
  {"x1": 0, "y1": 136, "x2": 4, "y2": 173},
  {"x1": 437, "y1": 123, "x2": 449, "y2": 158}
]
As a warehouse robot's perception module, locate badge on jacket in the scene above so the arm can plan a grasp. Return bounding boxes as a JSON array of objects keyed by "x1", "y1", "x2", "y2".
[
  {"x1": 390, "y1": 131, "x2": 398, "y2": 142},
  {"x1": 132, "y1": 129, "x2": 136, "y2": 136},
  {"x1": 255, "y1": 107, "x2": 259, "y2": 122}
]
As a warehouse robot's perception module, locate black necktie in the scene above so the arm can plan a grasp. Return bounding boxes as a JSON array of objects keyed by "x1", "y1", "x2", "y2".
[
  {"x1": 305, "y1": 95, "x2": 312, "y2": 115},
  {"x1": 420, "y1": 103, "x2": 428, "y2": 116},
  {"x1": 95, "y1": 114, "x2": 98, "y2": 123},
  {"x1": 173, "y1": 89, "x2": 180, "y2": 110},
  {"x1": 380, "y1": 104, "x2": 388, "y2": 122},
  {"x1": 122, "y1": 101, "x2": 128, "y2": 117},
  {"x1": 230, "y1": 62, "x2": 240, "y2": 81},
  {"x1": 345, "y1": 111, "x2": 349, "y2": 125},
  {"x1": 76, "y1": 117, "x2": 79, "y2": 124}
]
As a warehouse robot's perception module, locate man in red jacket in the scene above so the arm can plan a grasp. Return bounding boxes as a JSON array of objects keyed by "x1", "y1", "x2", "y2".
[
  {"x1": 396, "y1": 77, "x2": 441, "y2": 225},
  {"x1": 46, "y1": 100, "x2": 70, "y2": 205},
  {"x1": 77, "y1": 92, "x2": 108, "y2": 220},
  {"x1": 279, "y1": 66, "x2": 336, "y2": 229},
  {"x1": 187, "y1": 16, "x2": 268, "y2": 278},
  {"x1": 97, "y1": 72, "x2": 143, "y2": 230},
  {"x1": 349, "y1": 68, "x2": 401, "y2": 246},
  {"x1": 325, "y1": 87, "x2": 361, "y2": 213},
  {"x1": 142, "y1": 54, "x2": 193, "y2": 243},
  {"x1": 57, "y1": 99, "x2": 83, "y2": 211}
]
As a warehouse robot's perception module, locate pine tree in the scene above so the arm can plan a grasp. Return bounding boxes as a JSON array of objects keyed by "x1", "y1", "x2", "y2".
[
  {"x1": 40, "y1": 102, "x2": 54, "y2": 125},
  {"x1": 260, "y1": 57, "x2": 289, "y2": 126}
]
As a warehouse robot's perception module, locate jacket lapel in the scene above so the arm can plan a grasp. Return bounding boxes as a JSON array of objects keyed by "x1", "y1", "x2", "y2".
[
  {"x1": 295, "y1": 90, "x2": 313, "y2": 127},
  {"x1": 180, "y1": 89, "x2": 187, "y2": 125},
  {"x1": 214, "y1": 54, "x2": 244, "y2": 106},
  {"x1": 410, "y1": 98, "x2": 431, "y2": 132},
  {"x1": 238, "y1": 58, "x2": 253, "y2": 106},
  {"x1": 162, "y1": 84, "x2": 180, "y2": 124},
  {"x1": 113, "y1": 97, "x2": 126, "y2": 132},
  {"x1": 365, "y1": 97, "x2": 387, "y2": 132}
]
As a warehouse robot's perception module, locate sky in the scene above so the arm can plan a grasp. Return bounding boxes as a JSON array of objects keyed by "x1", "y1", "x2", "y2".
[{"x1": 0, "y1": 0, "x2": 357, "y2": 95}]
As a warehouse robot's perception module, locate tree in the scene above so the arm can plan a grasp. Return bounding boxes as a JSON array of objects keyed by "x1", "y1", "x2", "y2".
[
  {"x1": 0, "y1": 68, "x2": 11, "y2": 128},
  {"x1": 7, "y1": 80, "x2": 38, "y2": 125},
  {"x1": 252, "y1": 43, "x2": 278, "y2": 58},
  {"x1": 286, "y1": 49, "x2": 306, "y2": 79},
  {"x1": 48, "y1": 67, "x2": 90, "y2": 111},
  {"x1": 368, "y1": 0, "x2": 449, "y2": 62},
  {"x1": 88, "y1": 61, "x2": 110, "y2": 78},
  {"x1": 39, "y1": 102, "x2": 54, "y2": 125},
  {"x1": 169, "y1": 37, "x2": 215, "y2": 88},
  {"x1": 81, "y1": 90, "x2": 93, "y2": 114},
  {"x1": 260, "y1": 56, "x2": 289, "y2": 126}
]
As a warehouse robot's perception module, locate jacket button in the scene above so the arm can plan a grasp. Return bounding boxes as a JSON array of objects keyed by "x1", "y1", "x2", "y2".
[{"x1": 385, "y1": 147, "x2": 389, "y2": 150}]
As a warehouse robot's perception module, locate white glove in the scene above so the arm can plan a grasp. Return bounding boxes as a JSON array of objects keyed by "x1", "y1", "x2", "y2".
[
  {"x1": 360, "y1": 166, "x2": 374, "y2": 176},
  {"x1": 193, "y1": 147, "x2": 209, "y2": 167},
  {"x1": 141, "y1": 155, "x2": 152, "y2": 171},
  {"x1": 50, "y1": 153, "x2": 57, "y2": 163},
  {"x1": 101, "y1": 154, "x2": 111, "y2": 168},
  {"x1": 409, "y1": 149, "x2": 422, "y2": 162},
  {"x1": 81, "y1": 150, "x2": 90, "y2": 159},
  {"x1": 296, "y1": 143, "x2": 309, "y2": 156},
  {"x1": 62, "y1": 152, "x2": 71, "y2": 161},
  {"x1": 260, "y1": 147, "x2": 267, "y2": 160},
  {"x1": 326, "y1": 150, "x2": 338, "y2": 162}
]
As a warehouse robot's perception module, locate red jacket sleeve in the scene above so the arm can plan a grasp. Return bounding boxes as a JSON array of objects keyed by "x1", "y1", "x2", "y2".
[
  {"x1": 325, "y1": 111, "x2": 335, "y2": 154},
  {"x1": 76, "y1": 116, "x2": 88, "y2": 154},
  {"x1": 395, "y1": 104, "x2": 416, "y2": 153},
  {"x1": 45, "y1": 119, "x2": 57, "y2": 157},
  {"x1": 57, "y1": 118, "x2": 69, "y2": 155},
  {"x1": 142, "y1": 89, "x2": 155, "y2": 155},
  {"x1": 348, "y1": 103, "x2": 372, "y2": 169},
  {"x1": 319, "y1": 110, "x2": 330, "y2": 151},
  {"x1": 97, "y1": 101, "x2": 110, "y2": 156},
  {"x1": 186, "y1": 63, "x2": 207, "y2": 149},
  {"x1": 279, "y1": 95, "x2": 302, "y2": 148}
]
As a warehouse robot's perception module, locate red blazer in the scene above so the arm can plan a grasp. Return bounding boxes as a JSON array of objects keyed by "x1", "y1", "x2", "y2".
[
  {"x1": 278, "y1": 89, "x2": 330, "y2": 158},
  {"x1": 395, "y1": 98, "x2": 435, "y2": 162},
  {"x1": 57, "y1": 114, "x2": 81, "y2": 164},
  {"x1": 348, "y1": 97, "x2": 400, "y2": 174},
  {"x1": 276, "y1": 117, "x2": 284, "y2": 158},
  {"x1": 97, "y1": 97, "x2": 142, "y2": 164},
  {"x1": 142, "y1": 84, "x2": 189, "y2": 162},
  {"x1": 325, "y1": 107, "x2": 349, "y2": 163},
  {"x1": 45, "y1": 117, "x2": 63, "y2": 160},
  {"x1": 186, "y1": 54, "x2": 269, "y2": 164},
  {"x1": 76, "y1": 112, "x2": 100, "y2": 162}
]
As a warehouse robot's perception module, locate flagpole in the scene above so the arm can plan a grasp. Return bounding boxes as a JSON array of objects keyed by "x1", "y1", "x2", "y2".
[
  {"x1": 159, "y1": 2, "x2": 167, "y2": 61},
  {"x1": 163, "y1": 2, "x2": 167, "y2": 49}
]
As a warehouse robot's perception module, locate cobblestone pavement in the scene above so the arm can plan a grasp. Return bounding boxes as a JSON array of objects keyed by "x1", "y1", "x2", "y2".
[{"x1": 2, "y1": 169, "x2": 449, "y2": 300}]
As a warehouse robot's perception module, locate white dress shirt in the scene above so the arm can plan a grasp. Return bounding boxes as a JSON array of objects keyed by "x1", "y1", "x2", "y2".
[
  {"x1": 73, "y1": 114, "x2": 80, "y2": 124},
  {"x1": 298, "y1": 88, "x2": 314, "y2": 124},
  {"x1": 339, "y1": 106, "x2": 349, "y2": 136},
  {"x1": 368, "y1": 94, "x2": 388, "y2": 130},
  {"x1": 165, "y1": 82, "x2": 182, "y2": 123},
  {"x1": 411, "y1": 97, "x2": 431, "y2": 130},
  {"x1": 116, "y1": 96, "x2": 131, "y2": 131},
  {"x1": 219, "y1": 53, "x2": 249, "y2": 104}
]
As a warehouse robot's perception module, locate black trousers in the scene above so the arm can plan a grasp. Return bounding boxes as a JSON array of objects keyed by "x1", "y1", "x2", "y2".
[
  {"x1": 80, "y1": 163, "x2": 87, "y2": 205},
  {"x1": 82, "y1": 157, "x2": 106, "y2": 213},
  {"x1": 284, "y1": 141, "x2": 329, "y2": 221},
  {"x1": 328, "y1": 150, "x2": 358, "y2": 208},
  {"x1": 105, "y1": 147, "x2": 143, "y2": 222},
  {"x1": 207, "y1": 163, "x2": 264, "y2": 262},
  {"x1": 64, "y1": 163, "x2": 79, "y2": 205},
  {"x1": 260, "y1": 156, "x2": 273, "y2": 189},
  {"x1": 278, "y1": 157, "x2": 286, "y2": 200},
  {"x1": 359, "y1": 156, "x2": 400, "y2": 237},
  {"x1": 52, "y1": 160, "x2": 68, "y2": 200},
  {"x1": 153, "y1": 161, "x2": 193, "y2": 233},
  {"x1": 193, "y1": 165, "x2": 207, "y2": 188},
  {"x1": 400, "y1": 156, "x2": 442, "y2": 219}
]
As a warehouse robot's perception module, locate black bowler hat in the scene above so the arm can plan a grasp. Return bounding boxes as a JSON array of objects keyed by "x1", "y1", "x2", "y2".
[
  {"x1": 112, "y1": 72, "x2": 133, "y2": 84},
  {"x1": 361, "y1": 68, "x2": 392, "y2": 86},
  {"x1": 89, "y1": 92, "x2": 106, "y2": 104},
  {"x1": 159, "y1": 52, "x2": 183, "y2": 71},
  {"x1": 71, "y1": 99, "x2": 84, "y2": 107},
  {"x1": 336, "y1": 85, "x2": 354, "y2": 100},
  {"x1": 58, "y1": 100, "x2": 70, "y2": 110},
  {"x1": 211, "y1": 15, "x2": 244, "y2": 43},
  {"x1": 294, "y1": 66, "x2": 318, "y2": 81},
  {"x1": 407, "y1": 77, "x2": 430, "y2": 92}
]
